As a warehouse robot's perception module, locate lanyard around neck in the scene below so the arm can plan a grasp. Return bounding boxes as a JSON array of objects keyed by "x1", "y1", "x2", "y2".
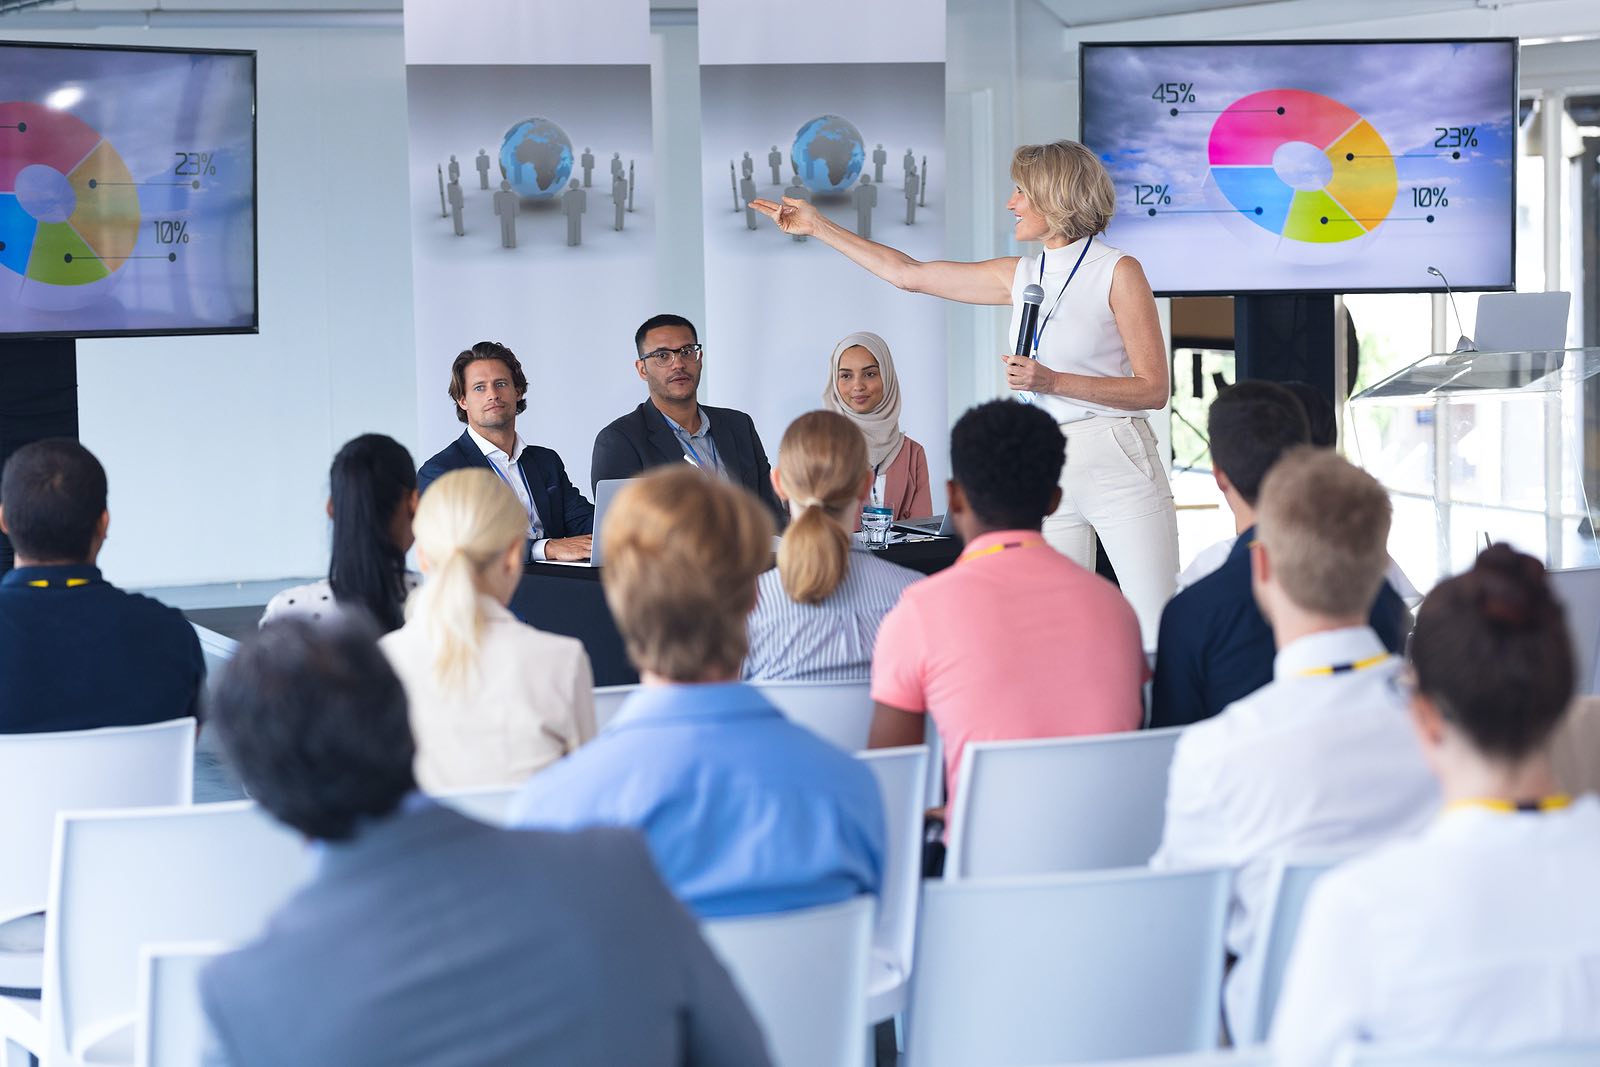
[
  {"x1": 959, "y1": 539, "x2": 1043, "y2": 565},
  {"x1": 1033, "y1": 236, "x2": 1095, "y2": 354},
  {"x1": 22, "y1": 577, "x2": 94, "y2": 589},
  {"x1": 1446, "y1": 794, "x2": 1572, "y2": 815},
  {"x1": 1294, "y1": 652, "x2": 1394, "y2": 678}
]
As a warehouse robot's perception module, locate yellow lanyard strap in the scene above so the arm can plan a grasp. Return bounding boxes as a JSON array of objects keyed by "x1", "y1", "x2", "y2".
[
  {"x1": 1446, "y1": 794, "x2": 1572, "y2": 815},
  {"x1": 1295, "y1": 652, "x2": 1393, "y2": 678},
  {"x1": 958, "y1": 540, "x2": 1045, "y2": 565}
]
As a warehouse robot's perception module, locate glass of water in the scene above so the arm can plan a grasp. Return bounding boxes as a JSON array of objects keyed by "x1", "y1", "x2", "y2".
[{"x1": 861, "y1": 505, "x2": 894, "y2": 550}]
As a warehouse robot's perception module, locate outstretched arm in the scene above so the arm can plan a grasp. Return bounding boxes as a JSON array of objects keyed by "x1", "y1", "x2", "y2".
[{"x1": 749, "y1": 196, "x2": 1016, "y2": 306}]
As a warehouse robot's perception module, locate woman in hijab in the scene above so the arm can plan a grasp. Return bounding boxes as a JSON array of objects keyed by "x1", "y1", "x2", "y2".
[{"x1": 823, "y1": 331, "x2": 933, "y2": 521}]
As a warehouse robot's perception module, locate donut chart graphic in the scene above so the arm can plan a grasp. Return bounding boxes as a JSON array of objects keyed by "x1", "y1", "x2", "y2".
[
  {"x1": 0, "y1": 102, "x2": 141, "y2": 298},
  {"x1": 1208, "y1": 89, "x2": 1396, "y2": 244}
]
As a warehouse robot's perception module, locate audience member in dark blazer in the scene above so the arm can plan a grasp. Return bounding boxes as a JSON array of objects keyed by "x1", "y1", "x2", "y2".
[
  {"x1": 418, "y1": 341, "x2": 594, "y2": 561},
  {"x1": 592, "y1": 314, "x2": 783, "y2": 519},
  {"x1": 201, "y1": 618, "x2": 771, "y2": 1067}
]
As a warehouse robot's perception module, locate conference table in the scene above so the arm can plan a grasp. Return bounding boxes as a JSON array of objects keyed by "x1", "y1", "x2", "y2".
[{"x1": 511, "y1": 536, "x2": 963, "y2": 686}]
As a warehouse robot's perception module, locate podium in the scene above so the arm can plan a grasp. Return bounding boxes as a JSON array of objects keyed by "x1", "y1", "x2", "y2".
[{"x1": 1348, "y1": 347, "x2": 1600, "y2": 594}]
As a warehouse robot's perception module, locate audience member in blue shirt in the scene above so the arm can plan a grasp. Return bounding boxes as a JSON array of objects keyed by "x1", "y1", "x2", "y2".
[
  {"x1": 0, "y1": 439, "x2": 203, "y2": 734},
  {"x1": 512, "y1": 466, "x2": 885, "y2": 918},
  {"x1": 1151, "y1": 383, "x2": 1407, "y2": 729}
]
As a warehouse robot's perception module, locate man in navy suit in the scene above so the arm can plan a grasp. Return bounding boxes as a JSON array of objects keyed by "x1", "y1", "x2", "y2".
[
  {"x1": 591, "y1": 314, "x2": 783, "y2": 519},
  {"x1": 418, "y1": 341, "x2": 594, "y2": 561}
]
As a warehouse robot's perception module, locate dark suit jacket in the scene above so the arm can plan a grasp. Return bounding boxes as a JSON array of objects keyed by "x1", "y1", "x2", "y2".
[
  {"x1": 201, "y1": 805, "x2": 771, "y2": 1067},
  {"x1": 418, "y1": 430, "x2": 593, "y2": 538},
  {"x1": 591, "y1": 401, "x2": 783, "y2": 519}
]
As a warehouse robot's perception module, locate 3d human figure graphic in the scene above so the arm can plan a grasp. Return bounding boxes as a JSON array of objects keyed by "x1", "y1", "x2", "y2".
[
  {"x1": 447, "y1": 178, "x2": 465, "y2": 236},
  {"x1": 613, "y1": 174, "x2": 627, "y2": 231},
  {"x1": 920, "y1": 155, "x2": 929, "y2": 207},
  {"x1": 610, "y1": 152, "x2": 624, "y2": 191},
  {"x1": 873, "y1": 143, "x2": 888, "y2": 184},
  {"x1": 768, "y1": 145, "x2": 782, "y2": 184},
  {"x1": 436, "y1": 164, "x2": 447, "y2": 218},
  {"x1": 581, "y1": 147, "x2": 595, "y2": 188},
  {"x1": 740, "y1": 175, "x2": 759, "y2": 230},
  {"x1": 627, "y1": 160, "x2": 636, "y2": 212},
  {"x1": 475, "y1": 149, "x2": 491, "y2": 191},
  {"x1": 903, "y1": 168, "x2": 919, "y2": 225},
  {"x1": 492, "y1": 179, "x2": 518, "y2": 248},
  {"x1": 741, "y1": 151, "x2": 754, "y2": 181},
  {"x1": 902, "y1": 148, "x2": 916, "y2": 185},
  {"x1": 448, "y1": 154, "x2": 461, "y2": 184},
  {"x1": 730, "y1": 161, "x2": 741, "y2": 212},
  {"x1": 562, "y1": 179, "x2": 585, "y2": 247},
  {"x1": 782, "y1": 175, "x2": 811, "y2": 242},
  {"x1": 853, "y1": 174, "x2": 877, "y2": 239}
]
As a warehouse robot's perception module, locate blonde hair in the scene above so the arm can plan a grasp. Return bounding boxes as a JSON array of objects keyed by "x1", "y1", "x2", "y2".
[
  {"x1": 776, "y1": 411, "x2": 870, "y2": 605},
  {"x1": 407, "y1": 469, "x2": 528, "y2": 688},
  {"x1": 1010, "y1": 140, "x2": 1116, "y2": 242},
  {"x1": 1256, "y1": 447, "x2": 1392, "y2": 617},
  {"x1": 601, "y1": 467, "x2": 774, "y2": 681}
]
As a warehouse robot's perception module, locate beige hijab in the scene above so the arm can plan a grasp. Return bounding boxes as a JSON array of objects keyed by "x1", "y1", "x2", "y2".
[{"x1": 823, "y1": 331, "x2": 906, "y2": 472}]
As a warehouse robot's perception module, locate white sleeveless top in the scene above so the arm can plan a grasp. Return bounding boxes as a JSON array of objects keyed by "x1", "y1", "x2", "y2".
[{"x1": 1006, "y1": 235, "x2": 1139, "y2": 425}]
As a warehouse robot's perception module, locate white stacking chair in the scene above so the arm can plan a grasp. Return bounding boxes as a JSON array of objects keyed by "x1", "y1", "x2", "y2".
[
  {"x1": 0, "y1": 719, "x2": 196, "y2": 993},
  {"x1": 856, "y1": 746, "x2": 929, "y2": 1025},
  {"x1": 753, "y1": 680, "x2": 874, "y2": 751},
  {"x1": 593, "y1": 684, "x2": 638, "y2": 732},
  {"x1": 1241, "y1": 857, "x2": 1339, "y2": 1045},
  {"x1": 1347, "y1": 1045, "x2": 1600, "y2": 1066},
  {"x1": 902, "y1": 867, "x2": 1232, "y2": 1066},
  {"x1": 27, "y1": 802, "x2": 312, "y2": 1067},
  {"x1": 430, "y1": 785, "x2": 519, "y2": 827},
  {"x1": 1548, "y1": 566, "x2": 1600, "y2": 695},
  {"x1": 1073, "y1": 1052, "x2": 1272, "y2": 1067},
  {"x1": 134, "y1": 942, "x2": 227, "y2": 1067},
  {"x1": 944, "y1": 728, "x2": 1182, "y2": 879},
  {"x1": 703, "y1": 896, "x2": 874, "y2": 1067}
]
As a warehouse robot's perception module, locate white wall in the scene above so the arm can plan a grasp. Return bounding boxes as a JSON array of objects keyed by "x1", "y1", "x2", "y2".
[{"x1": 3, "y1": 22, "x2": 417, "y2": 588}]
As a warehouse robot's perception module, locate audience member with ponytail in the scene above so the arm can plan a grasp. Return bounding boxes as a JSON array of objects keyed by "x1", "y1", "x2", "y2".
[
  {"x1": 262, "y1": 434, "x2": 420, "y2": 632},
  {"x1": 743, "y1": 411, "x2": 921, "y2": 682},
  {"x1": 379, "y1": 469, "x2": 594, "y2": 791},
  {"x1": 1275, "y1": 543, "x2": 1600, "y2": 1064}
]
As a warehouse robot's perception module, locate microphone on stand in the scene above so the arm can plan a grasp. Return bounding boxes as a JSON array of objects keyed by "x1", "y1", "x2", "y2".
[
  {"x1": 1427, "y1": 266, "x2": 1476, "y2": 354},
  {"x1": 1013, "y1": 283, "x2": 1045, "y2": 403}
]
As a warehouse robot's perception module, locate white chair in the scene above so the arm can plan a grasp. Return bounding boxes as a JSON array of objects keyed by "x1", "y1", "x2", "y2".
[
  {"x1": 430, "y1": 785, "x2": 519, "y2": 827},
  {"x1": 923, "y1": 718, "x2": 944, "y2": 810},
  {"x1": 1347, "y1": 1045, "x2": 1600, "y2": 1066},
  {"x1": 0, "y1": 719, "x2": 196, "y2": 992},
  {"x1": 944, "y1": 728, "x2": 1182, "y2": 879},
  {"x1": 902, "y1": 867, "x2": 1231, "y2": 1066},
  {"x1": 753, "y1": 680, "x2": 873, "y2": 751},
  {"x1": 27, "y1": 802, "x2": 311, "y2": 1067},
  {"x1": 703, "y1": 896, "x2": 874, "y2": 1067},
  {"x1": 1072, "y1": 1053, "x2": 1272, "y2": 1067},
  {"x1": 1241, "y1": 857, "x2": 1338, "y2": 1045},
  {"x1": 593, "y1": 684, "x2": 637, "y2": 731},
  {"x1": 856, "y1": 746, "x2": 929, "y2": 1025},
  {"x1": 134, "y1": 942, "x2": 227, "y2": 1067},
  {"x1": 1548, "y1": 566, "x2": 1600, "y2": 695}
]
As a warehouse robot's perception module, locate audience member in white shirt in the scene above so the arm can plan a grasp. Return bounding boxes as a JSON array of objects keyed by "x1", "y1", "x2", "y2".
[
  {"x1": 262, "y1": 434, "x2": 420, "y2": 633},
  {"x1": 381, "y1": 469, "x2": 595, "y2": 791},
  {"x1": 1151, "y1": 447, "x2": 1438, "y2": 1041},
  {"x1": 1273, "y1": 543, "x2": 1600, "y2": 1065}
]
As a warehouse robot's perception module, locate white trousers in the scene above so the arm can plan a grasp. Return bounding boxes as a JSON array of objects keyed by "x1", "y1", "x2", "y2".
[{"x1": 1042, "y1": 416, "x2": 1179, "y2": 649}]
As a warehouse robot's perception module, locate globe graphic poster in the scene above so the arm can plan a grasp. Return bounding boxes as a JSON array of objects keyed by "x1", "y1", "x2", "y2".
[
  {"x1": 1207, "y1": 89, "x2": 1397, "y2": 245},
  {"x1": 498, "y1": 117, "x2": 574, "y2": 200},
  {"x1": 791, "y1": 114, "x2": 864, "y2": 194},
  {"x1": 0, "y1": 101, "x2": 141, "y2": 305}
]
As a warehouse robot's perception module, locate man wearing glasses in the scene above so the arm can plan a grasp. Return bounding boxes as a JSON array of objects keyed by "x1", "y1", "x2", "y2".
[{"x1": 591, "y1": 314, "x2": 783, "y2": 518}]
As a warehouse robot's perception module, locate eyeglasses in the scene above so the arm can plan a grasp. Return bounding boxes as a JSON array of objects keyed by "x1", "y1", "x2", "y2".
[{"x1": 639, "y1": 343, "x2": 704, "y2": 367}]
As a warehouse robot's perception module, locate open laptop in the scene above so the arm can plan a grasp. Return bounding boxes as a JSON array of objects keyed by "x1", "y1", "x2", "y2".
[
  {"x1": 584, "y1": 478, "x2": 636, "y2": 567},
  {"x1": 1474, "y1": 291, "x2": 1570, "y2": 353},
  {"x1": 892, "y1": 511, "x2": 955, "y2": 538}
]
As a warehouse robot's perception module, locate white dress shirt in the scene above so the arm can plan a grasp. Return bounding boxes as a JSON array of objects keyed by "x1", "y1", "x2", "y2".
[
  {"x1": 1150, "y1": 626, "x2": 1439, "y2": 1038},
  {"x1": 466, "y1": 425, "x2": 552, "y2": 562},
  {"x1": 1273, "y1": 795, "x2": 1600, "y2": 1065}
]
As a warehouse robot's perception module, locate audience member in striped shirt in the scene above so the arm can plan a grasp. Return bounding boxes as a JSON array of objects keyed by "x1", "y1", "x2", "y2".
[{"x1": 743, "y1": 410, "x2": 921, "y2": 682}]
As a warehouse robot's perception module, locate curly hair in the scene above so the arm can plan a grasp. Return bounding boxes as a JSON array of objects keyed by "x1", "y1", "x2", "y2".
[
  {"x1": 949, "y1": 400, "x2": 1065, "y2": 530},
  {"x1": 448, "y1": 341, "x2": 528, "y2": 423}
]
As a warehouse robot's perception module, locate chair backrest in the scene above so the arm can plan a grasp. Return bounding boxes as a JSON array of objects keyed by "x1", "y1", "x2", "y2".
[
  {"x1": 134, "y1": 942, "x2": 228, "y2": 1067},
  {"x1": 1347, "y1": 1045, "x2": 1600, "y2": 1066},
  {"x1": 0, "y1": 718, "x2": 195, "y2": 925},
  {"x1": 1247, "y1": 857, "x2": 1338, "y2": 1045},
  {"x1": 945, "y1": 728, "x2": 1182, "y2": 879},
  {"x1": 429, "y1": 786, "x2": 519, "y2": 827},
  {"x1": 593, "y1": 684, "x2": 637, "y2": 732},
  {"x1": 856, "y1": 745, "x2": 929, "y2": 1016},
  {"x1": 1072, "y1": 1053, "x2": 1272, "y2": 1067},
  {"x1": 43, "y1": 802, "x2": 313, "y2": 1066},
  {"x1": 1548, "y1": 566, "x2": 1600, "y2": 696},
  {"x1": 753, "y1": 680, "x2": 873, "y2": 751},
  {"x1": 903, "y1": 867, "x2": 1231, "y2": 1067},
  {"x1": 702, "y1": 896, "x2": 874, "y2": 1067}
]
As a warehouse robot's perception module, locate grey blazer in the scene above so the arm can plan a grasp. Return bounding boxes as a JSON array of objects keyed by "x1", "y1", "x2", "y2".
[{"x1": 200, "y1": 804, "x2": 771, "y2": 1067}]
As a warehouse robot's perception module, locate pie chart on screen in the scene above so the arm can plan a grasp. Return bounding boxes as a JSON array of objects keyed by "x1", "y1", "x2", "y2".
[
  {"x1": 1207, "y1": 89, "x2": 1397, "y2": 244},
  {"x1": 0, "y1": 101, "x2": 142, "y2": 309}
]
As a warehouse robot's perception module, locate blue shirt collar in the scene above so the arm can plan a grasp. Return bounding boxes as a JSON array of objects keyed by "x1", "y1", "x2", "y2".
[
  {"x1": 662, "y1": 408, "x2": 711, "y2": 439},
  {"x1": 610, "y1": 680, "x2": 782, "y2": 730},
  {"x1": 1, "y1": 563, "x2": 104, "y2": 588}
]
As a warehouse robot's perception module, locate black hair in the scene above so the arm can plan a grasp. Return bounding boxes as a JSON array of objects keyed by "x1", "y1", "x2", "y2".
[
  {"x1": 0, "y1": 439, "x2": 107, "y2": 563},
  {"x1": 949, "y1": 400, "x2": 1065, "y2": 530},
  {"x1": 328, "y1": 435, "x2": 416, "y2": 634},
  {"x1": 634, "y1": 313, "x2": 698, "y2": 353},
  {"x1": 1281, "y1": 381, "x2": 1338, "y2": 449},
  {"x1": 1410, "y1": 543, "x2": 1575, "y2": 762},
  {"x1": 448, "y1": 341, "x2": 528, "y2": 424},
  {"x1": 1206, "y1": 381, "x2": 1311, "y2": 505},
  {"x1": 209, "y1": 617, "x2": 417, "y2": 842}
]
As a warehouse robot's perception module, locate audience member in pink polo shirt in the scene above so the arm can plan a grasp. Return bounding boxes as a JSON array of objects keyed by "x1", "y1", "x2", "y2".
[{"x1": 868, "y1": 400, "x2": 1147, "y2": 815}]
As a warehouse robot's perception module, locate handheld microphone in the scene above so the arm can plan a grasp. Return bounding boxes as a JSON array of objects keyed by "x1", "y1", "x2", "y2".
[
  {"x1": 1013, "y1": 284, "x2": 1045, "y2": 404},
  {"x1": 1427, "y1": 266, "x2": 1476, "y2": 353}
]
